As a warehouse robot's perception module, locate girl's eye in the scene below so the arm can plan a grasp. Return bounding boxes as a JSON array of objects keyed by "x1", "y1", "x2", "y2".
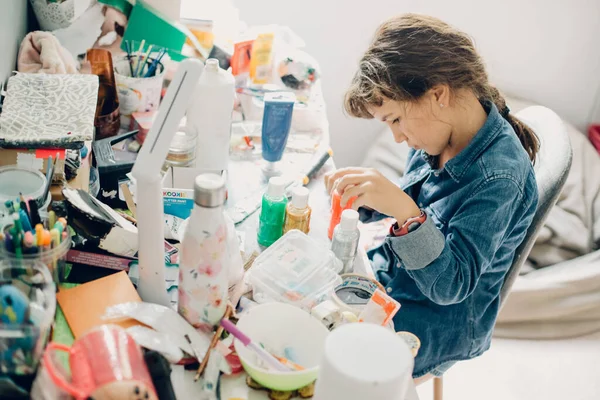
[{"x1": 392, "y1": 118, "x2": 400, "y2": 125}]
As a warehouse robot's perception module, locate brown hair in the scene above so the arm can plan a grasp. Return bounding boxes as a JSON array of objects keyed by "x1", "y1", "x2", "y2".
[{"x1": 345, "y1": 14, "x2": 539, "y2": 161}]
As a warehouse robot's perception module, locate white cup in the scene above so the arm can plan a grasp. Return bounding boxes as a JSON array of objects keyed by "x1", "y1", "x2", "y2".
[{"x1": 313, "y1": 323, "x2": 414, "y2": 400}]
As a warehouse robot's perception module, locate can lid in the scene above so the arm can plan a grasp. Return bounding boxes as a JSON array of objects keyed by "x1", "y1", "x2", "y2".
[
  {"x1": 339, "y1": 209, "x2": 359, "y2": 231},
  {"x1": 266, "y1": 177, "x2": 287, "y2": 199},
  {"x1": 194, "y1": 173, "x2": 226, "y2": 207},
  {"x1": 291, "y1": 186, "x2": 309, "y2": 209}
]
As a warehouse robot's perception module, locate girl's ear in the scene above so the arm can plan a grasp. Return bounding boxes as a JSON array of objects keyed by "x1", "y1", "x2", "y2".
[{"x1": 429, "y1": 84, "x2": 450, "y2": 108}]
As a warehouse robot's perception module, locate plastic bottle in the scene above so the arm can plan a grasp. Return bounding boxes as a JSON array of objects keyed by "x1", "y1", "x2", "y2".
[
  {"x1": 186, "y1": 58, "x2": 235, "y2": 173},
  {"x1": 178, "y1": 174, "x2": 229, "y2": 328},
  {"x1": 328, "y1": 190, "x2": 356, "y2": 240},
  {"x1": 257, "y1": 177, "x2": 288, "y2": 247},
  {"x1": 331, "y1": 209, "x2": 360, "y2": 274},
  {"x1": 283, "y1": 186, "x2": 311, "y2": 234}
]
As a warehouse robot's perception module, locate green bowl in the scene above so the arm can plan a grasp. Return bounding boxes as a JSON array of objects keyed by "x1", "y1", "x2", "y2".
[{"x1": 234, "y1": 302, "x2": 329, "y2": 391}]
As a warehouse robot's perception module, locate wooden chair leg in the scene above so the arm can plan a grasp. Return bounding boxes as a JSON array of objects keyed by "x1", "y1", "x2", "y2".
[{"x1": 433, "y1": 376, "x2": 443, "y2": 400}]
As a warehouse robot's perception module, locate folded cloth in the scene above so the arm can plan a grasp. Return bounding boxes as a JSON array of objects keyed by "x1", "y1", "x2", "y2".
[{"x1": 17, "y1": 31, "x2": 78, "y2": 74}]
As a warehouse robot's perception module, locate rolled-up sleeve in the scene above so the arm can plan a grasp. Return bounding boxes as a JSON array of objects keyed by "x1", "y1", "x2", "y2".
[{"x1": 386, "y1": 177, "x2": 525, "y2": 306}]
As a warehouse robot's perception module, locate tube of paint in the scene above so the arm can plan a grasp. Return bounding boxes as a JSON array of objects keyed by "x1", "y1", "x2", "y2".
[{"x1": 261, "y1": 92, "x2": 295, "y2": 164}]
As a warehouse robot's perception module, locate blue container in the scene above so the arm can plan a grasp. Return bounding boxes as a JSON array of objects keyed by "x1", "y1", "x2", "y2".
[{"x1": 261, "y1": 92, "x2": 296, "y2": 162}]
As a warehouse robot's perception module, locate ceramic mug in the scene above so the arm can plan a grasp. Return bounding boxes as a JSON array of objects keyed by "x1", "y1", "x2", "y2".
[{"x1": 43, "y1": 324, "x2": 158, "y2": 400}]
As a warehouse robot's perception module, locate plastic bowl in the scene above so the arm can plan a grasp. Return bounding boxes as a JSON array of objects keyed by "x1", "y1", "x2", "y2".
[{"x1": 234, "y1": 302, "x2": 329, "y2": 391}]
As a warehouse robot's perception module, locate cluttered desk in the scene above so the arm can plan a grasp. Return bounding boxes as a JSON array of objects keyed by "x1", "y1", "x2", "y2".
[{"x1": 0, "y1": 2, "x2": 419, "y2": 399}]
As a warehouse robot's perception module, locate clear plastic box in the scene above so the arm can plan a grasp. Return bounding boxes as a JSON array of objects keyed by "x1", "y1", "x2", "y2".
[{"x1": 248, "y1": 230, "x2": 342, "y2": 310}]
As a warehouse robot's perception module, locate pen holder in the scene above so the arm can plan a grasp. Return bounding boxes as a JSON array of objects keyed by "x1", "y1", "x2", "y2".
[
  {"x1": 0, "y1": 232, "x2": 71, "y2": 285},
  {"x1": 114, "y1": 56, "x2": 165, "y2": 129},
  {"x1": 0, "y1": 260, "x2": 56, "y2": 376}
]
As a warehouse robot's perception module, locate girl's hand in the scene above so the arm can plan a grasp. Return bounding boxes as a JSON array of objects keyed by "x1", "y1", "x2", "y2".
[{"x1": 324, "y1": 168, "x2": 421, "y2": 223}]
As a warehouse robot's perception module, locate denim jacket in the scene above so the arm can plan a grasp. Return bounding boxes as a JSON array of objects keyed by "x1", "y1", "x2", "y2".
[{"x1": 365, "y1": 103, "x2": 538, "y2": 377}]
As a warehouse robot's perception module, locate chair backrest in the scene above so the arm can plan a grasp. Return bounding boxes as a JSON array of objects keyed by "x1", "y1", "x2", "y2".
[{"x1": 499, "y1": 106, "x2": 573, "y2": 306}]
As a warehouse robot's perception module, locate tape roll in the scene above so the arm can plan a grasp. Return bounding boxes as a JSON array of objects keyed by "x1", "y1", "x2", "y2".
[{"x1": 332, "y1": 273, "x2": 385, "y2": 314}]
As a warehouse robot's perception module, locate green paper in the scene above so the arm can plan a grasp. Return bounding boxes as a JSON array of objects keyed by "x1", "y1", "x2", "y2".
[{"x1": 52, "y1": 283, "x2": 79, "y2": 372}]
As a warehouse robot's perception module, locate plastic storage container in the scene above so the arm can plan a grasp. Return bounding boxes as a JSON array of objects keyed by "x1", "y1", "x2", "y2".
[{"x1": 249, "y1": 230, "x2": 342, "y2": 310}]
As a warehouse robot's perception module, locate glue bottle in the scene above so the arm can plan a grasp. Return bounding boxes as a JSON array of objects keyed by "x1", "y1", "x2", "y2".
[
  {"x1": 331, "y1": 209, "x2": 360, "y2": 274},
  {"x1": 178, "y1": 174, "x2": 229, "y2": 328},
  {"x1": 283, "y1": 186, "x2": 311, "y2": 235},
  {"x1": 257, "y1": 177, "x2": 288, "y2": 247},
  {"x1": 186, "y1": 58, "x2": 235, "y2": 173}
]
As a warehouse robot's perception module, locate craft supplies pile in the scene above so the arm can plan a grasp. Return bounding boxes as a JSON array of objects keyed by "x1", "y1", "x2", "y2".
[{"x1": 0, "y1": 2, "x2": 417, "y2": 399}]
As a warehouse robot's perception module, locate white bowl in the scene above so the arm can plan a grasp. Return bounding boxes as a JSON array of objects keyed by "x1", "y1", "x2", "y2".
[{"x1": 234, "y1": 302, "x2": 330, "y2": 391}]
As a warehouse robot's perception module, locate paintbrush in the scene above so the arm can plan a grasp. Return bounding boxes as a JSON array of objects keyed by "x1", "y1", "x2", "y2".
[
  {"x1": 125, "y1": 40, "x2": 135, "y2": 77},
  {"x1": 144, "y1": 48, "x2": 166, "y2": 78},
  {"x1": 134, "y1": 40, "x2": 148, "y2": 77}
]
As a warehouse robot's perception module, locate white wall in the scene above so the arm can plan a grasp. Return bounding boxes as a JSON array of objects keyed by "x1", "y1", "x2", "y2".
[
  {"x1": 233, "y1": 0, "x2": 600, "y2": 166},
  {"x1": 0, "y1": 0, "x2": 29, "y2": 85}
]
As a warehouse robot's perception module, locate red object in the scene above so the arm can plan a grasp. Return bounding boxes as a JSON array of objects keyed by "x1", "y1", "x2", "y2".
[
  {"x1": 225, "y1": 343, "x2": 243, "y2": 374},
  {"x1": 328, "y1": 190, "x2": 357, "y2": 240},
  {"x1": 43, "y1": 325, "x2": 157, "y2": 400},
  {"x1": 35, "y1": 149, "x2": 66, "y2": 159},
  {"x1": 589, "y1": 125, "x2": 600, "y2": 155},
  {"x1": 390, "y1": 211, "x2": 427, "y2": 237},
  {"x1": 231, "y1": 40, "x2": 254, "y2": 76}
]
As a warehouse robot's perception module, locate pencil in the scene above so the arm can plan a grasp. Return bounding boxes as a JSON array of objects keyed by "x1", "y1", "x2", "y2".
[
  {"x1": 125, "y1": 40, "x2": 135, "y2": 77},
  {"x1": 134, "y1": 40, "x2": 146, "y2": 77}
]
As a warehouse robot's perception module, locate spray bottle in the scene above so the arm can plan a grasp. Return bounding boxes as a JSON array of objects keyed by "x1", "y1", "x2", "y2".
[{"x1": 186, "y1": 59, "x2": 235, "y2": 173}]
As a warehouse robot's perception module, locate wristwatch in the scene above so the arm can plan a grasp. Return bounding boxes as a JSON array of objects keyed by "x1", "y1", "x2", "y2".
[{"x1": 389, "y1": 211, "x2": 427, "y2": 237}]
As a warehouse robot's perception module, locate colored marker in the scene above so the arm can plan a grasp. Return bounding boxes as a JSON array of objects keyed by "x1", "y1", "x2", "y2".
[
  {"x1": 23, "y1": 231, "x2": 36, "y2": 254},
  {"x1": 4, "y1": 231, "x2": 14, "y2": 252},
  {"x1": 50, "y1": 229, "x2": 60, "y2": 248},
  {"x1": 53, "y1": 221, "x2": 63, "y2": 238},
  {"x1": 58, "y1": 218, "x2": 67, "y2": 229},
  {"x1": 19, "y1": 209, "x2": 32, "y2": 233},
  {"x1": 12, "y1": 214, "x2": 23, "y2": 237},
  {"x1": 49, "y1": 211, "x2": 57, "y2": 230},
  {"x1": 36, "y1": 224, "x2": 43, "y2": 246},
  {"x1": 4, "y1": 200, "x2": 14, "y2": 214},
  {"x1": 28, "y1": 200, "x2": 41, "y2": 228},
  {"x1": 42, "y1": 230, "x2": 51, "y2": 249},
  {"x1": 10, "y1": 227, "x2": 22, "y2": 259}
]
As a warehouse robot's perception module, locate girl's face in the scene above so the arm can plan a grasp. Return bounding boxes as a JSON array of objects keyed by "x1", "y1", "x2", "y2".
[{"x1": 368, "y1": 93, "x2": 452, "y2": 156}]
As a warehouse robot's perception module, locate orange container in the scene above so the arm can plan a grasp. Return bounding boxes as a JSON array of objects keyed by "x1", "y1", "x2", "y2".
[{"x1": 328, "y1": 190, "x2": 356, "y2": 240}]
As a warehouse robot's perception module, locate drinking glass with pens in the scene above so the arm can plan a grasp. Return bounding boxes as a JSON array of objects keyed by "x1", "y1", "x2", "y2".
[
  {"x1": 114, "y1": 40, "x2": 167, "y2": 128},
  {"x1": 0, "y1": 199, "x2": 72, "y2": 285}
]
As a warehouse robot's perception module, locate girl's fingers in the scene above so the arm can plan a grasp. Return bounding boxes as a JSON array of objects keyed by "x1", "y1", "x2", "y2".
[
  {"x1": 351, "y1": 194, "x2": 369, "y2": 211},
  {"x1": 340, "y1": 182, "x2": 371, "y2": 207},
  {"x1": 334, "y1": 174, "x2": 368, "y2": 195},
  {"x1": 324, "y1": 168, "x2": 367, "y2": 193}
]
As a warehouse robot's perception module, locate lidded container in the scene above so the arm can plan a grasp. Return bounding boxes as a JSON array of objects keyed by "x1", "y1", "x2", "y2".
[{"x1": 248, "y1": 230, "x2": 342, "y2": 311}]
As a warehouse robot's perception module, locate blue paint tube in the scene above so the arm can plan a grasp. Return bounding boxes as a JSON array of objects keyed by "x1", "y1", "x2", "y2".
[{"x1": 261, "y1": 92, "x2": 296, "y2": 162}]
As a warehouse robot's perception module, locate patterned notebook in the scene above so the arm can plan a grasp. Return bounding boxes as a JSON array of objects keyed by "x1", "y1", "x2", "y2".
[{"x1": 0, "y1": 72, "x2": 98, "y2": 148}]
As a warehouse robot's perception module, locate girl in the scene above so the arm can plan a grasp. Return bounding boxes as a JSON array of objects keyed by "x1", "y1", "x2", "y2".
[{"x1": 325, "y1": 14, "x2": 539, "y2": 382}]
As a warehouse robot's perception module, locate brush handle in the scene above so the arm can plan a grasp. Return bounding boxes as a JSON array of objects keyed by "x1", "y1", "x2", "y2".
[{"x1": 220, "y1": 320, "x2": 290, "y2": 372}]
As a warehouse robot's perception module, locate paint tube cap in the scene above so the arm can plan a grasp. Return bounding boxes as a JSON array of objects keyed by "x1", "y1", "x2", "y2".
[
  {"x1": 339, "y1": 209, "x2": 359, "y2": 232},
  {"x1": 194, "y1": 173, "x2": 226, "y2": 208},
  {"x1": 266, "y1": 177, "x2": 286, "y2": 199},
  {"x1": 291, "y1": 186, "x2": 309, "y2": 209}
]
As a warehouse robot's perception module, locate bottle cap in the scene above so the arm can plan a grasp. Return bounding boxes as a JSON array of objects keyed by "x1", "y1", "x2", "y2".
[
  {"x1": 205, "y1": 58, "x2": 220, "y2": 72},
  {"x1": 266, "y1": 177, "x2": 287, "y2": 199},
  {"x1": 339, "y1": 209, "x2": 359, "y2": 231},
  {"x1": 194, "y1": 173, "x2": 226, "y2": 207},
  {"x1": 291, "y1": 186, "x2": 309, "y2": 209}
]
